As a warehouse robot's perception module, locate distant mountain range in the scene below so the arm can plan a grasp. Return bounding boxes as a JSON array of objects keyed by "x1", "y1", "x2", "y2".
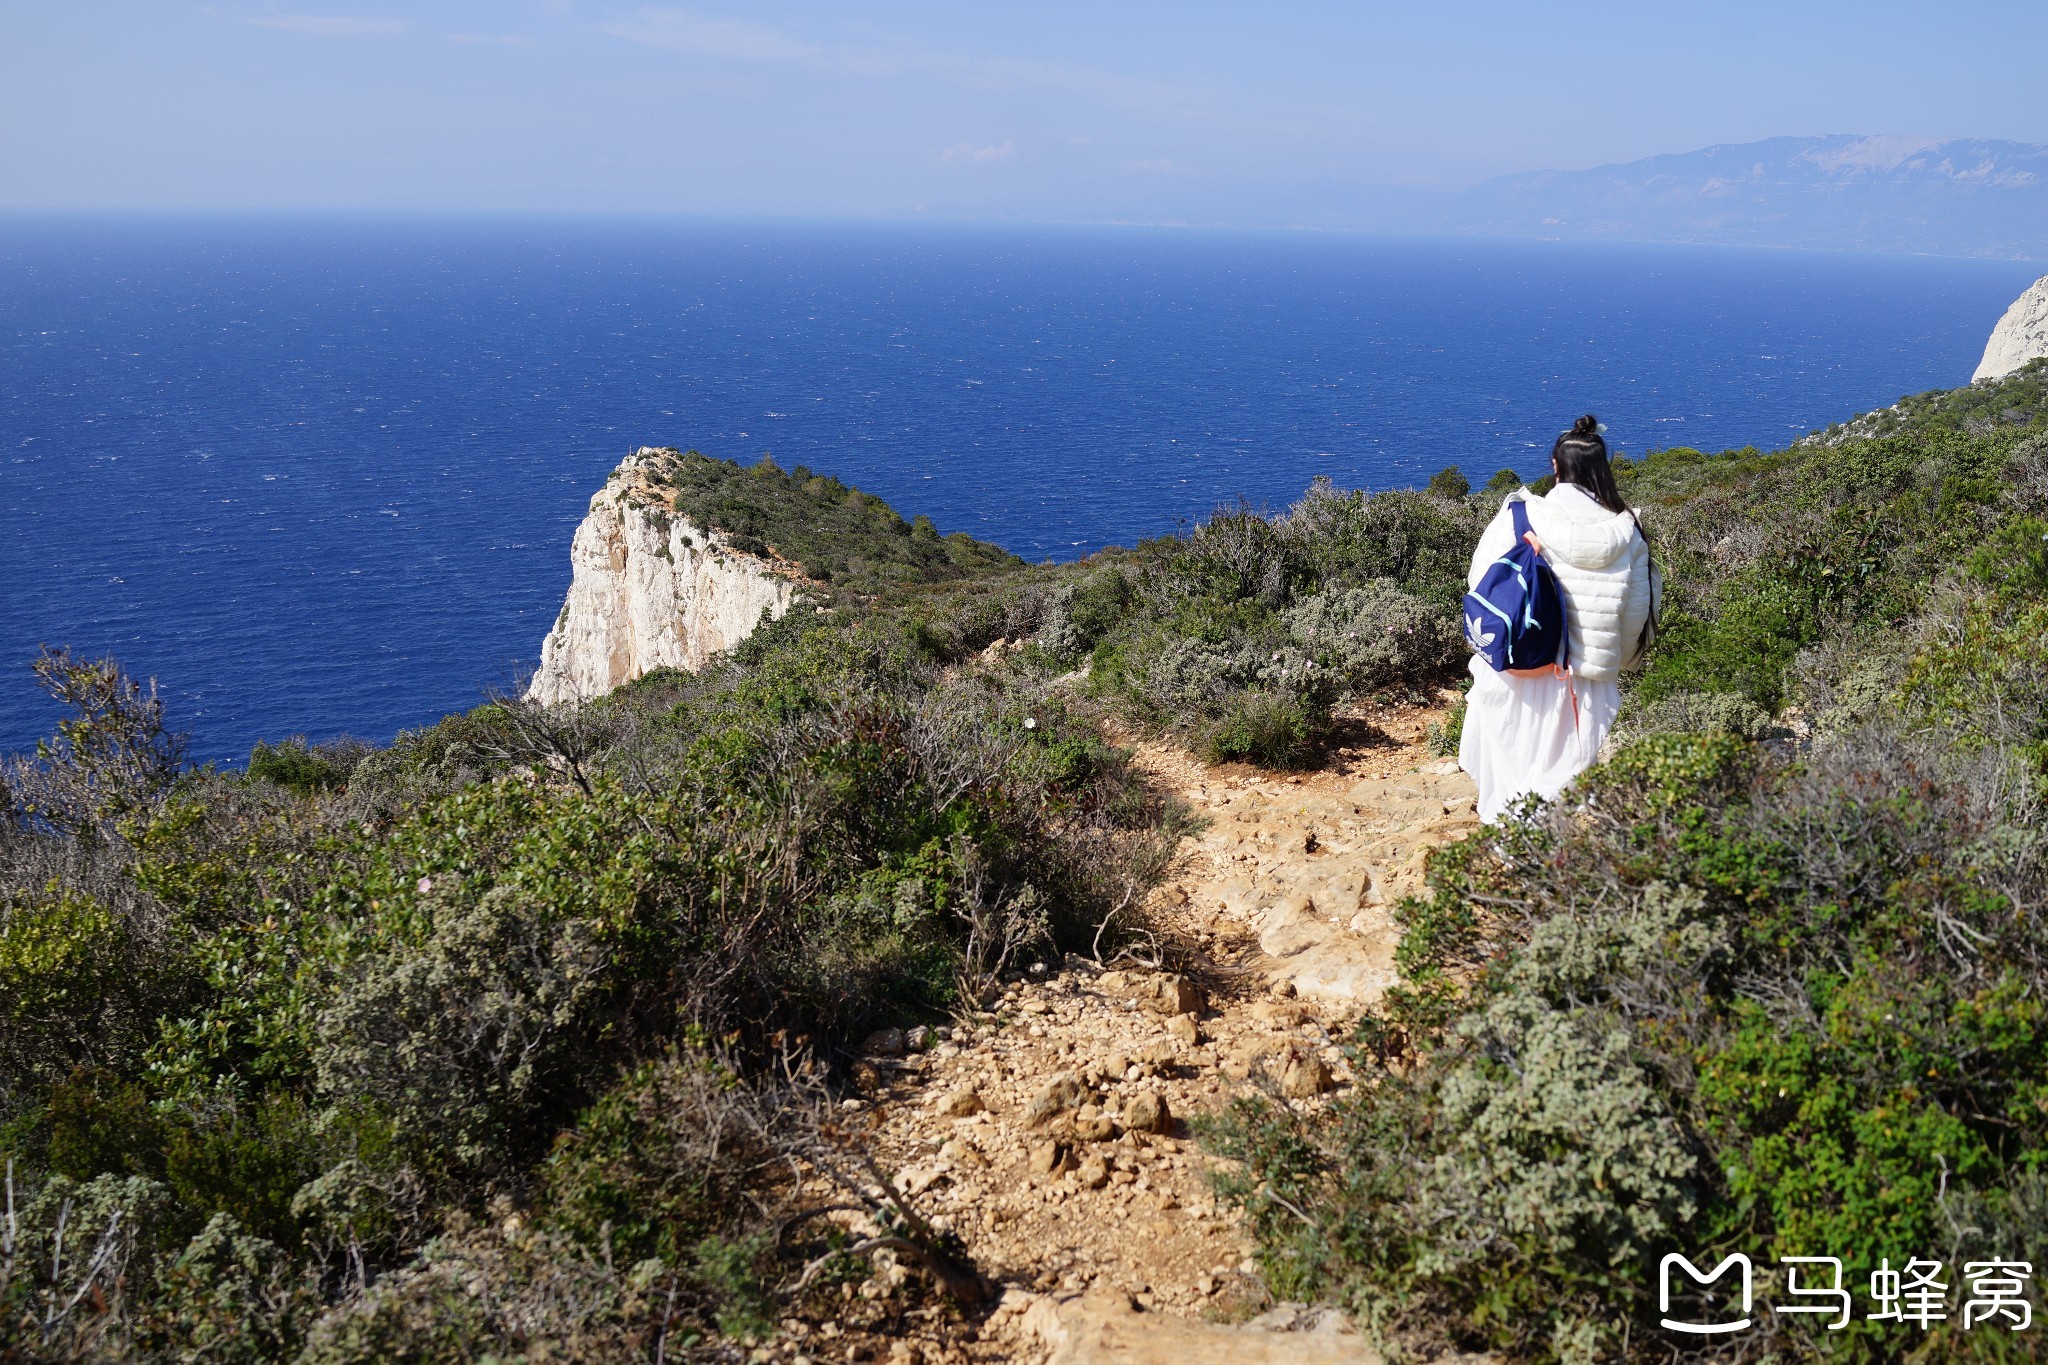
[{"x1": 1406, "y1": 135, "x2": 2048, "y2": 259}]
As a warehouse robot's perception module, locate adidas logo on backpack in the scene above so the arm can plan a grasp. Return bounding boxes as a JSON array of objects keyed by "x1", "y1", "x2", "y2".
[{"x1": 1463, "y1": 499, "x2": 1569, "y2": 675}]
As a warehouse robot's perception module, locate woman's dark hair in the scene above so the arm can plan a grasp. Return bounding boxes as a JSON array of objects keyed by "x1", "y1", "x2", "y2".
[{"x1": 1551, "y1": 414, "x2": 1626, "y2": 513}]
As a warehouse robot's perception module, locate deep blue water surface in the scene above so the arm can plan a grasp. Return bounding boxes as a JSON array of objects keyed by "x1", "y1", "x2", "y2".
[{"x1": 3, "y1": 217, "x2": 2035, "y2": 763}]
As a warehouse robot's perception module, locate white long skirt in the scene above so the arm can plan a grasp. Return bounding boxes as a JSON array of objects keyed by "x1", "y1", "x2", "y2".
[{"x1": 1458, "y1": 655, "x2": 1621, "y2": 824}]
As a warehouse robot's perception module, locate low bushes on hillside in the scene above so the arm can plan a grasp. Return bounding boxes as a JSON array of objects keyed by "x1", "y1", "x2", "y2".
[
  {"x1": 1044, "y1": 483, "x2": 1484, "y2": 766},
  {"x1": 1617, "y1": 377, "x2": 2047, "y2": 721},
  {"x1": 0, "y1": 616, "x2": 1178, "y2": 1359},
  {"x1": 1206, "y1": 369, "x2": 2048, "y2": 1363},
  {"x1": 1209, "y1": 723, "x2": 2048, "y2": 1362},
  {"x1": 646, "y1": 448, "x2": 1019, "y2": 594}
]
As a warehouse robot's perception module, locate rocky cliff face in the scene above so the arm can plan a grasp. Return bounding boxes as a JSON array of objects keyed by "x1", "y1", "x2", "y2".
[
  {"x1": 527, "y1": 448, "x2": 803, "y2": 705},
  {"x1": 1976, "y1": 274, "x2": 2048, "y2": 382}
]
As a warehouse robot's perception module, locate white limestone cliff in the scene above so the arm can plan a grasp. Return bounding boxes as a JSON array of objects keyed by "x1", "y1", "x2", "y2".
[
  {"x1": 1975, "y1": 274, "x2": 2048, "y2": 382},
  {"x1": 527, "y1": 448, "x2": 803, "y2": 705}
]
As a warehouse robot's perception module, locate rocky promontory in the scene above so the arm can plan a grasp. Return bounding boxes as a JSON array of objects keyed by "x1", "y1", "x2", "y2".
[
  {"x1": 527, "y1": 447, "x2": 803, "y2": 705},
  {"x1": 530, "y1": 445, "x2": 1023, "y2": 705},
  {"x1": 1976, "y1": 273, "x2": 2048, "y2": 381}
]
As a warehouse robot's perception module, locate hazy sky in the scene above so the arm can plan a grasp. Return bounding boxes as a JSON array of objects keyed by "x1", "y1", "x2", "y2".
[{"x1": 6, "y1": 1, "x2": 2048, "y2": 220}]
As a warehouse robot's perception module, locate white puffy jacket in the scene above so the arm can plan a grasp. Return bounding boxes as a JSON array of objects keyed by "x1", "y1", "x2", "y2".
[{"x1": 1466, "y1": 483, "x2": 1659, "y2": 681}]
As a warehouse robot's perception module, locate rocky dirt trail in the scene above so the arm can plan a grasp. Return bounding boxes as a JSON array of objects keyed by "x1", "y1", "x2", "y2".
[{"x1": 783, "y1": 700, "x2": 1477, "y2": 1365}]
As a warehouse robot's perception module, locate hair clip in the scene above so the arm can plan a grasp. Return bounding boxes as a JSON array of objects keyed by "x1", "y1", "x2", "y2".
[{"x1": 1596, "y1": 423, "x2": 1608, "y2": 436}]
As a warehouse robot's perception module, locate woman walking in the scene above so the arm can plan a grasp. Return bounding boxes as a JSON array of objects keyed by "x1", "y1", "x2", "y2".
[{"x1": 1459, "y1": 415, "x2": 1658, "y2": 823}]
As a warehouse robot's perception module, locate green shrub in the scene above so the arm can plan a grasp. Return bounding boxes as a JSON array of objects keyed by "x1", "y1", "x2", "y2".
[
  {"x1": 1425, "y1": 466, "x2": 1471, "y2": 499},
  {"x1": 160, "y1": 1090, "x2": 327, "y2": 1249},
  {"x1": 1479, "y1": 468, "x2": 1523, "y2": 499},
  {"x1": 1900, "y1": 515, "x2": 2048, "y2": 784},
  {"x1": 1184, "y1": 499, "x2": 1296, "y2": 605},
  {"x1": 1135, "y1": 636, "x2": 1292, "y2": 715},
  {"x1": 141, "y1": 1212, "x2": 315, "y2": 1363},
  {"x1": 1036, "y1": 566, "x2": 1136, "y2": 664},
  {"x1": 1284, "y1": 581, "x2": 1462, "y2": 699},
  {"x1": 2, "y1": 645, "x2": 186, "y2": 838},
  {"x1": 46, "y1": 1067, "x2": 163, "y2": 1180},
  {"x1": 541, "y1": 1049, "x2": 780, "y2": 1272},
  {"x1": 1616, "y1": 689, "x2": 1776, "y2": 742},
  {"x1": 1619, "y1": 409, "x2": 2027, "y2": 725},
  {"x1": 1633, "y1": 567, "x2": 1816, "y2": 712},
  {"x1": 1425, "y1": 693, "x2": 1466, "y2": 757},
  {"x1": 304, "y1": 778, "x2": 683, "y2": 1181},
  {"x1": 0, "y1": 1173, "x2": 183, "y2": 1359},
  {"x1": 1199, "y1": 690, "x2": 1325, "y2": 769},
  {"x1": 337, "y1": 702, "x2": 522, "y2": 824},
  {"x1": 1103, "y1": 626, "x2": 1337, "y2": 767},
  {"x1": 0, "y1": 883, "x2": 134, "y2": 1094},
  {"x1": 294, "y1": 1216, "x2": 681, "y2": 1365},
  {"x1": 1282, "y1": 481, "x2": 1486, "y2": 612},
  {"x1": 247, "y1": 736, "x2": 368, "y2": 793}
]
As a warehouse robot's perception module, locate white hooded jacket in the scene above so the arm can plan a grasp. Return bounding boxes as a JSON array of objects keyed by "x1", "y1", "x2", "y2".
[{"x1": 1466, "y1": 483, "x2": 1659, "y2": 681}]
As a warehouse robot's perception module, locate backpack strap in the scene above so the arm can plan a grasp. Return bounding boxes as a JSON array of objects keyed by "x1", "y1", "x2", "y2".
[{"x1": 1510, "y1": 498, "x2": 1535, "y2": 549}]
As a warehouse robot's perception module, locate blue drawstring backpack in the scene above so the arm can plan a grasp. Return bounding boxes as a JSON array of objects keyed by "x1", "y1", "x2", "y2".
[{"x1": 1463, "y1": 500, "x2": 1569, "y2": 674}]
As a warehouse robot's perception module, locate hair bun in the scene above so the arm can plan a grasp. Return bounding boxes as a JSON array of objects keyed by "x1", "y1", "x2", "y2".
[{"x1": 1571, "y1": 414, "x2": 1600, "y2": 438}]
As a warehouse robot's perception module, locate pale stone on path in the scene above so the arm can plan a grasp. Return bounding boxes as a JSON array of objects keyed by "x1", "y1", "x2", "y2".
[
  {"x1": 939, "y1": 1138, "x2": 988, "y2": 1167},
  {"x1": 935, "y1": 1087, "x2": 984, "y2": 1117},
  {"x1": 1123, "y1": 1091, "x2": 1172, "y2": 1134},
  {"x1": 1024, "y1": 1074, "x2": 1088, "y2": 1126},
  {"x1": 1074, "y1": 1113, "x2": 1118, "y2": 1142},
  {"x1": 1279, "y1": 1053, "x2": 1336, "y2": 1098},
  {"x1": 1027, "y1": 1140, "x2": 1070, "y2": 1175},
  {"x1": 1142, "y1": 975, "x2": 1202, "y2": 1017}
]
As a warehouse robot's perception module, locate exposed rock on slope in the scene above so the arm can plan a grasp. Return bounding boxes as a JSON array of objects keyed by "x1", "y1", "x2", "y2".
[
  {"x1": 528, "y1": 447, "x2": 804, "y2": 705},
  {"x1": 1976, "y1": 274, "x2": 2048, "y2": 382}
]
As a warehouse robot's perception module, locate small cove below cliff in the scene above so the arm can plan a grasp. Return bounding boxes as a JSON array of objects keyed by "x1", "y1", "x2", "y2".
[{"x1": 3, "y1": 216, "x2": 2037, "y2": 761}]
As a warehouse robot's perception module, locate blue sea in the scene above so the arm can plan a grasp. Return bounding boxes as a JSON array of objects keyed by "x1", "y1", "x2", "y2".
[{"x1": 3, "y1": 216, "x2": 2036, "y2": 764}]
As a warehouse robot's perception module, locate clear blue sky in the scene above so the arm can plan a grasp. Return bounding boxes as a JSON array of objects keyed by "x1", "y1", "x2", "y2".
[{"x1": 5, "y1": 1, "x2": 2047, "y2": 220}]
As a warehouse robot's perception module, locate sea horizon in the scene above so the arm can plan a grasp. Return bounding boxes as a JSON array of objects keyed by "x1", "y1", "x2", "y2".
[{"x1": 7, "y1": 205, "x2": 2045, "y2": 264}]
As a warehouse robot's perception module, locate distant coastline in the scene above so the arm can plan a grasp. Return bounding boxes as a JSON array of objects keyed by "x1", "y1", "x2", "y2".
[{"x1": 796, "y1": 134, "x2": 2048, "y2": 262}]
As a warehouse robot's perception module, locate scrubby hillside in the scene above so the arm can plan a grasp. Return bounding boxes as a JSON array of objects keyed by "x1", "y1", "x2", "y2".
[
  {"x1": 1212, "y1": 369, "x2": 2048, "y2": 1362},
  {"x1": 5, "y1": 365, "x2": 2046, "y2": 1362},
  {"x1": 0, "y1": 444, "x2": 1486, "y2": 1359}
]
